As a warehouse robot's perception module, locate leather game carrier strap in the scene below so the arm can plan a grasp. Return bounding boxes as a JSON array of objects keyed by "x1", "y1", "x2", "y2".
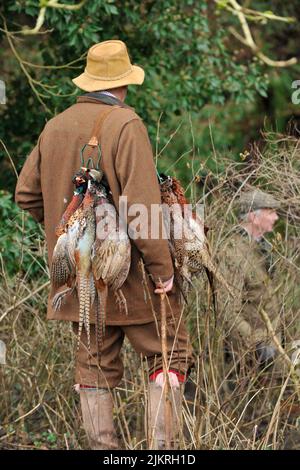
[{"x1": 88, "y1": 105, "x2": 120, "y2": 147}]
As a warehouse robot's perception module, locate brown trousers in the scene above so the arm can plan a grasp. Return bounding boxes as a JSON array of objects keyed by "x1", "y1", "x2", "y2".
[{"x1": 73, "y1": 316, "x2": 194, "y2": 389}]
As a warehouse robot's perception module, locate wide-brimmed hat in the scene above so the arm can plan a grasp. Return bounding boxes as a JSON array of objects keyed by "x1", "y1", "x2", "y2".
[
  {"x1": 72, "y1": 40, "x2": 145, "y2": 92},
  {"x1": 238, "y1": 188, "x2": 280, "y2": 215}
]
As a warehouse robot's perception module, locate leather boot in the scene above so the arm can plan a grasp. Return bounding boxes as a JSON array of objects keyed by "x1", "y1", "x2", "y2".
[
  {"x1": 147, "y1": 381, "x2": 182, "y2": 450},
  {"x1": 79, "y1": 388, "x2": 119, "y2": 450}
]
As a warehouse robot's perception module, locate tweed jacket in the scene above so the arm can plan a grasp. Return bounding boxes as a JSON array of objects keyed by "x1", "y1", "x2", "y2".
[{"x1": 15, "y1": 95, "x2": 182, "y2": 325}]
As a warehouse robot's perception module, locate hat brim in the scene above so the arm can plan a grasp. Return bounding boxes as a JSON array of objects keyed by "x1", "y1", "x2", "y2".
[{"x1": 72, "y1": 65, "x2": 145, "y2": 92}]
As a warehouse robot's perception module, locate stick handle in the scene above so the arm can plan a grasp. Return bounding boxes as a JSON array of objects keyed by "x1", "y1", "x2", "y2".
[{"x1": 160, "y1": 292, "x2": 173, "y2": 448}]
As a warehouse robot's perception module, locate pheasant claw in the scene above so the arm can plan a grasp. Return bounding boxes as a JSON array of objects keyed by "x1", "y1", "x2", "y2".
[{"x1": 52, "y1": 286, "x2": 75, "y2": 311}]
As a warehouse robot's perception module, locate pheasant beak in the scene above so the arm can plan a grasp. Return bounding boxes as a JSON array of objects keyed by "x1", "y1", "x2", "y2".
[
  {"x1": 76, "y1": 176, "x2": 85, "y2": 184},
  {"x1": 80, "y1": 167, "x2": 91, "y2": 178}
]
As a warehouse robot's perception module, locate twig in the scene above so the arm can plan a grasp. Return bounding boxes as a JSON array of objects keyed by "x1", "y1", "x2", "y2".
[
  {"x1": 215, "y1": 0, "x2": 297, "y2": 67},
  {"x1": 13, "y1": 0, "x2": 86, "y2": 36},
  {"x1": 48, "y1": 0, "x2": 87, "y2": 11},
  {"x1": 0, "y1": 280, "x2": 50, "y2": 323},
  {"x1": 2, "y1": 18, "x2": 51, "y2": 113},
  {"x1": 160, "y1": 291, "x2": 172, "y2": 448},
  {"x1": 21, "y1": 53, "x2": 87, "y2": 69},
  {"x1": 0, "y1": 140, "x2": 18, "y2": 178},
  {"x1": 12, "y1": 403, "x2": 41, "y2": 423},
  {"x1": 155, "y1": 112, "x2": 163, "y2": 167},
  {"x1": 21, "y1": 7, "x2": 47, "y2": 35},
  {"x1": 259, "y1": 307, "x2": 300, "y2": 401}
]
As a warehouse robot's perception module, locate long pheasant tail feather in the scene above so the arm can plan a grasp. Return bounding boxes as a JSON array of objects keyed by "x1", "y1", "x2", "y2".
[
  {"x1": 77, "y1": 274, "x2": 91, "y2": 354},
  {"x1": 95, "y1": 281, "x2": 108, "y2": 360},
  {"x1": 199, "y1": 249, "x2": 235, "y2": 298},
  {"x1": 95, "y1": 296, "x2": 103, "y2": 361},
  {"x1": 84, "y1": 277, "x2": 91, "y2": 354}
]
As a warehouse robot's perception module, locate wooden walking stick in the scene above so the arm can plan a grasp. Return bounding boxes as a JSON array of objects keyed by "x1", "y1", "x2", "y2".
[{"x1": 160, "y1": 290, "x2": 173, "y2": 449}]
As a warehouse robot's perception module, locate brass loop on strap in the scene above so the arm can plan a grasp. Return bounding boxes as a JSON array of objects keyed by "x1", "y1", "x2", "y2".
[
  {"x1": 88, "y1": 136, "x2": 99, "y2": 147},
  {"x1": 80, "y1": 143, "x2": 102, "y2": 170}
]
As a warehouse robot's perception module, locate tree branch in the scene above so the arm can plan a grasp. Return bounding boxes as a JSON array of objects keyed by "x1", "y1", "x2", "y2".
[
  {"x1": 215, "y1": 0, "x2": 297, "y2": 67},
  {"x1": 22, "y1": 6, "x2": 47, "y2": 35},
  {"x1": 9, "y1": 0, "x2": 86, "y2": 36},
  {"x1": 47, "y1": 0, "x2": 87, "y2": 10}
]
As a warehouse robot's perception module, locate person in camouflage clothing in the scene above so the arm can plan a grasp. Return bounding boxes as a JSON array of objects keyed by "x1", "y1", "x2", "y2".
[{"x1": 217, "y1": 189, "x2": 282, "y2": 367}]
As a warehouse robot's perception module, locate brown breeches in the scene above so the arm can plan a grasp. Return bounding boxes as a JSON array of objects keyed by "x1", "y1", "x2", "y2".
[{"x1": 73, "y1": 316, "x2": 194, "y2": 389}]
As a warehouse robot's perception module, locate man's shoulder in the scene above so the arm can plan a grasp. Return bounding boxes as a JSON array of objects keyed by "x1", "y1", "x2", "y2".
[
  {"x1": 42, "y1": 103, "x2": 80, "y2": 132},
  {"x1": 106, "y1": 106, "x2": 142, "y2": 128},
  {"x1": 42, "y1": 102, "x2": 143, "y2": 137}
]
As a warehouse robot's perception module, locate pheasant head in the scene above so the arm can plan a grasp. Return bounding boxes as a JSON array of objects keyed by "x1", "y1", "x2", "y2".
[
  {"x1": 87, "y1": 168, "x2": 108, "y2": 201},
  {"x1": 87, "y1": 168, "x2": 103, "y2": 183},
  {"x1": 159, "y1": 173, "x2": 177, "y2": 206},
  {"x1": 158, "y1": 172, "x2": 207, "y2": 226},
  {"x1": 159, "y1": 173, "x2": 190, "y2": 209},
  {"x1": 72, "y1": 170, "x2": 89, "y2": 195},
  {"x1": 55, "y1": 171, "x2": 90, "y2": 237}
]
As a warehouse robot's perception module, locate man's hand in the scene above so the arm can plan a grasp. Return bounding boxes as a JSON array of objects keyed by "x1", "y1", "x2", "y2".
[{"x1": 154, "y1": 275, "x2": 174, "y2": 294}]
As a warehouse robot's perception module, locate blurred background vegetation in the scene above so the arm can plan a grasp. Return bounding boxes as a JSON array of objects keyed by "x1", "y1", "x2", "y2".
[
  {"x1": 1, "y1": 1, "x2": 300, "y2": 174},
  {"x1": 0, "y1": 0, "x2": 300, "y2": 275},
  {"x1": 0, "y1": 0, "x2": 300, "y2": 450}
]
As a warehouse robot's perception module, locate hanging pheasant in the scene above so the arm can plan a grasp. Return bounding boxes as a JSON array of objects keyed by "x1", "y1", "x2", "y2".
[
  {"x1": 51, "y1": 169, "x2": 91, "y2": 310},
  {"x1": 91, "y1": 175, "x2": 131, "y2": 356},
  {"x1": 51, "y1": 169, "x2": 102, "y2": 351},
  {"x1": 51, "y1": 167, "x2": 131, "y2": 357},
  {"x1": 159, "y1": 173, "x2": 234, "y2": 302}
]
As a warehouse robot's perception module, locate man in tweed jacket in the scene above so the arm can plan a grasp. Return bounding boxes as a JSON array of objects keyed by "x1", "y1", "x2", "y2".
[{"x1": 15, "y1": 40, "x2": 194, "y2": 450}]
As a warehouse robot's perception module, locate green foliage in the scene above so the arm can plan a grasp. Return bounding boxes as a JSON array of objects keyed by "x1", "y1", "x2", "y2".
[
  {"x1": 30, "y1": 430, "x2": 59, "y2": 449},
  {"x1": 0, "y1": 190, "x2": 46, "y2": 277},
  {"x1": 0, "y1": 1, "x2": 274, "y2": 186},
  {"x1": 0, "y1": 0, "x2": 299, "y2": 276}
]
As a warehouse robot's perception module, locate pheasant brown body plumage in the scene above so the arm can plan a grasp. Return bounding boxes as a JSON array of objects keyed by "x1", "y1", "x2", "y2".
[
  {"x1": 51, "y1": 171, "x2": 90, "y2": 307},
  {"x1": 51, "y1": 168, "x2": 131, "y2": 356},
  {"x1": 91, "y1": 180, "x2": 131, "y2": 355},
  {"x1": 159, "y1": 174, "x2": 234, "y2": 301}
]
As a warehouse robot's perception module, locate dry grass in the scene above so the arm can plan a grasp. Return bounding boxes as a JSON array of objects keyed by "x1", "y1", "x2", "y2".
[{"x1": 0, "y1": 133, "x2": 300, "y2": 450}]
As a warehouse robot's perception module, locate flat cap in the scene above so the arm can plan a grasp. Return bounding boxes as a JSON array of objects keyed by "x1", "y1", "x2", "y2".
[{"x1": 238, "y1": 189, "x2": 280, "y2": 215}]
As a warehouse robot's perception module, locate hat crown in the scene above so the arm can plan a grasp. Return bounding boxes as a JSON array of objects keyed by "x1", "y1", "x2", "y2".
[
  {"x1": 85, "y1": 40, "x2": 132, "y2": 80},
  {"x1": 72, "y1": 39, "x2": 144, "y2": 91},
  {"x1": 239, "y1": 189, "x2": 280, "y2": 213}
]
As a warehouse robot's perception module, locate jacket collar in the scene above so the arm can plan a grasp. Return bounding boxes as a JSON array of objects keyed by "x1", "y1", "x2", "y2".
[{"x1": 76, "y1": 92, "x2": 134, "y2": 110}]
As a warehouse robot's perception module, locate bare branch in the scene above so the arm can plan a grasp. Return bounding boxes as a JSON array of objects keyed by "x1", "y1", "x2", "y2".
[
  {"x1": 5, "y1": 0, "x2": 86, "y2": 36},
  {"x1": 2, "y1": 19, "x2": 52, "y2": 112},
  {"x1": 21, "y1": 6, "x2": 47, "y2": 35},
  {"x1": 259, "y1": 308, "x2": 300, "y2": 401},
  {"x1": 215, "y1": 0, "x2": 297, "y2": 67},
  {"x1": 47, "y1": 0, "x2": 87, "y2": 11},
  {"x1": 0, "y1": 281, "x2": 50, "y2": 323}
]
